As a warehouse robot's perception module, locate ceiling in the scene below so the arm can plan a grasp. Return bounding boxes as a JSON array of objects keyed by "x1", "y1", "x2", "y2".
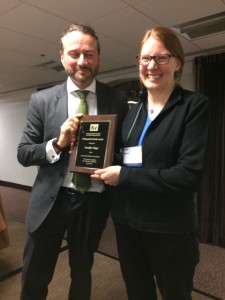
[{"x1": 1, "y1": 0, "x2": 225, "y2": 97}]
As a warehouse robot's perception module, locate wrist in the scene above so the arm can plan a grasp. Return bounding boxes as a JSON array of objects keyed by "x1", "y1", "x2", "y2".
[{"x1": 52, "y1": 138, "x2": 64, "y2": 153}]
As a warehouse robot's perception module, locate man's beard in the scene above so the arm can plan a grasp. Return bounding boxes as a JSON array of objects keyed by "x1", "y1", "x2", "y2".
[{"x1": 66, "y1": 66, "x2": 99, "y2": 83}]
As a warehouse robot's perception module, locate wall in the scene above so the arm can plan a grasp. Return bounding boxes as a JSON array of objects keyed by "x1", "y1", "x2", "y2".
[
  {"x1": 0, "y1": 62, "x2": 194, "y2": 187},
  {"x1": 0, "y1": 89, "x2": 37, "y2": 186}
]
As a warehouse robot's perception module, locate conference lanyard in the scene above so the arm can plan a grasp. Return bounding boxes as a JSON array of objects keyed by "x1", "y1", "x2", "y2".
[{"x1": 123, "y1": 110, "x2": 151, "y2": 167}]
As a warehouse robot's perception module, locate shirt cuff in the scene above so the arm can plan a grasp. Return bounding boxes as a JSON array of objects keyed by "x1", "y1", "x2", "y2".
[{"x1": 46, "y1": 138, "x2": 60, "y2": 163}]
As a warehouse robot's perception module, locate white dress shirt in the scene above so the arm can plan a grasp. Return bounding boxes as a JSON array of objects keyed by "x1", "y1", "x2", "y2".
[{"x1": 46, "y1": 77, "x2": 105, "y2": 193}]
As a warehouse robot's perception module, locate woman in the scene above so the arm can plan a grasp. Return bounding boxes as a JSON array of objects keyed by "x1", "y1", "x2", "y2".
[{"x1": 92, "y1": 27, "x2": 209, "y2": 300}]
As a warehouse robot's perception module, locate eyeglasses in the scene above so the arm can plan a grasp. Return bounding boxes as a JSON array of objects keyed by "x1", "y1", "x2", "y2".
[{"x1": 136, "y1": 54, "x2": 175, "y2": 65}]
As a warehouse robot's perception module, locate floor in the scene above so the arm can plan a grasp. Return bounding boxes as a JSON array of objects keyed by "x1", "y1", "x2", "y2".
[{"x1": 0, "y1": 185, "x2": 224, "y2": 300}]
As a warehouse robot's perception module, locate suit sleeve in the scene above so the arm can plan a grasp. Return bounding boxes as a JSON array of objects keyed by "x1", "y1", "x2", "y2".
[{"x1": 17, "y1": 93, "x2": 50, "y2": 167}]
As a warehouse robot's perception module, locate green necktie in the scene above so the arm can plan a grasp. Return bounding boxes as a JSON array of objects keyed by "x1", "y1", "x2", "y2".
[
  {"x1": 72, "y1": 90, "x2": 91, "y2": 194},
  {"x1": 76, "y1": 90, "x2": 89, "y2": 114}
]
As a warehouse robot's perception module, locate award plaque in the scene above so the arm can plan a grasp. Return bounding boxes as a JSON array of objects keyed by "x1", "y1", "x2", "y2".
[{"x1": 70, "y1": 114, "x2": 118, "y2": 174}]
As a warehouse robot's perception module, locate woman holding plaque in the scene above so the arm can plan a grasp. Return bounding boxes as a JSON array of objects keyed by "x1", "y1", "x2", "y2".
[{"x1": 92, "y1": 27, "x2": 209, "y2": 300}]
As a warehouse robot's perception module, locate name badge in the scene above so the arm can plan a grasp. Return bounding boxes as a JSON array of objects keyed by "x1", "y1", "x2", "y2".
[{"x1": 123, "y1": 146, "x2": 142, "y2": 167}]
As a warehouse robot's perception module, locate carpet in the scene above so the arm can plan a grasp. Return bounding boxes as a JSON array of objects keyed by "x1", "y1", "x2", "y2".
[{"x1": 1, "y1": 185, "x2": 224, "y2": 300}]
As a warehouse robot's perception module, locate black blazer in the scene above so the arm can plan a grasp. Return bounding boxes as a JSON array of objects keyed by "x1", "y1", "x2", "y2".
[
  {"x1": 112, "y1": 85, "x2": 209, "y2": 234},
  {"x1": 17, "y1": 80, "x2": 128, "y2": 232}
]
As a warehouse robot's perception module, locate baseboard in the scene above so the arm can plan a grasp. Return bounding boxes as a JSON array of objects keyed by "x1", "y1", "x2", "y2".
[{"x1": 0, "y1": 181, "x2": 32, "y2": 192}]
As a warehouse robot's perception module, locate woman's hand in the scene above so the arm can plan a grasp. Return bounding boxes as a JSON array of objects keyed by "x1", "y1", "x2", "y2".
[{"x1": 91, "y1": 166, "x2": 121, "y2": 186}]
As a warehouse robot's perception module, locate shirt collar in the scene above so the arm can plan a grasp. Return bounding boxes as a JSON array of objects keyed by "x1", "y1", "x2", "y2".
[{"x1": 67, "y1": 77, "x2": 96, "y2": 95}]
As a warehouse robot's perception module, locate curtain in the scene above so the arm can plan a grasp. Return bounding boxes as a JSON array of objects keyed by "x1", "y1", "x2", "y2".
[{"x1": 195, "y1": 53, "x2": 225, "y2": 247}]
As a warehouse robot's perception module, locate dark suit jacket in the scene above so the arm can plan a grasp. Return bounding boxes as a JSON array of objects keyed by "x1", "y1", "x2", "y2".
[{"x1": 17, "y1": 80, "x2": 128, "y2": 232}]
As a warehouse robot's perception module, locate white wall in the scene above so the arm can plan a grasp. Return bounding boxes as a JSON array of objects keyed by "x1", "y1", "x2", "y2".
[
  {"x1": 0, "y1": 89, "x2": 38, "y2": 186},
  {"x1": 0, "y1": 62, "x2": 194, "y2": 187}
]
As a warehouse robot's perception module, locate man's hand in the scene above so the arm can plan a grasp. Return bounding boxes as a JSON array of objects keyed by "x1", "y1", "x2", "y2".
[{"x1": 57, "y1": 113, "x2": 83, "y2": 149}]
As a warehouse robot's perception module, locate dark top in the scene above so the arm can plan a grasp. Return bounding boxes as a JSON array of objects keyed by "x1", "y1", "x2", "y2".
[{"x1": 111, "y1": 85, "x2": 209, "y2": 234}]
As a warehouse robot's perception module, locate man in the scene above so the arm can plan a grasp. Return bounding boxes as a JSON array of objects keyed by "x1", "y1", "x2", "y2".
[{"x1": 17, "y1": 23, "x2": 128, "y2": 300}]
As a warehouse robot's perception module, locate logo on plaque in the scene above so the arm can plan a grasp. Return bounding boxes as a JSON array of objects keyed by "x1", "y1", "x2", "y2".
[{"x1": 90, "y1": 124, "x2": 99, "y2": 131}]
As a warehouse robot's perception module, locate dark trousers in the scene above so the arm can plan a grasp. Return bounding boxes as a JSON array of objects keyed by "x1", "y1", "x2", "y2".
[
  {"x1": 20, "y1": 188, "x2": 110, "y2": 300},
  {"x1": 114, "y1": 222, "x2": 199, "y2": 300}
]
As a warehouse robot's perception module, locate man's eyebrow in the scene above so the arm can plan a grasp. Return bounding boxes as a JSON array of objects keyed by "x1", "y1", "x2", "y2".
[{"x1": 68, "y1": 49, "x2": 95, "y2": 53}]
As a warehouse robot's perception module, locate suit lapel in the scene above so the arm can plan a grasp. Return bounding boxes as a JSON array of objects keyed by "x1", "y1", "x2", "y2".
[
  {"x1": 53, "y1": 81, "x2": 111, "y2": 123},
  {"x1": 54, "y1": 83, "x2": 68, "y2": 129},
  {"x1": 96, "y1": 81, "x2": 109, "y2": 114}
]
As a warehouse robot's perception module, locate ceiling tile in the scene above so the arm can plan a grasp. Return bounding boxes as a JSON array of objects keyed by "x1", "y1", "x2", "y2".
[
  {"x1": 99, "y1": 35, "x2": 137, "y2": 66},
  {"x1": 26, "y1": 0, "x2": 127, "y2": 22},
  {"x1": 16, "y1": 40, "x2": 59, "y2": 61},
  {"x1": 0, "y1": 0, "x2": 21, "y2": 15},
  {"x1": 0, "y1": 3, "x2": 68, "y2": 42},
  {"x1": 192, "y1": 32, "x2": 225, "y2": 50},
  {"x1": 0, "y1": 28, "x2": 37, "y2": 50},
  {"x1": 134, "y1": 0, "x2": 225, "y2": 26},
  {"x1": 92, "y1": 7, "x2": 158, "y2": 48}
]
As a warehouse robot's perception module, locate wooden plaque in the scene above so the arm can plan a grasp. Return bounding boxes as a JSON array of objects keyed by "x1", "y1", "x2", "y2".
[{"x1": 70, "y1": 114, "x2": 118, "y2": 174}]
